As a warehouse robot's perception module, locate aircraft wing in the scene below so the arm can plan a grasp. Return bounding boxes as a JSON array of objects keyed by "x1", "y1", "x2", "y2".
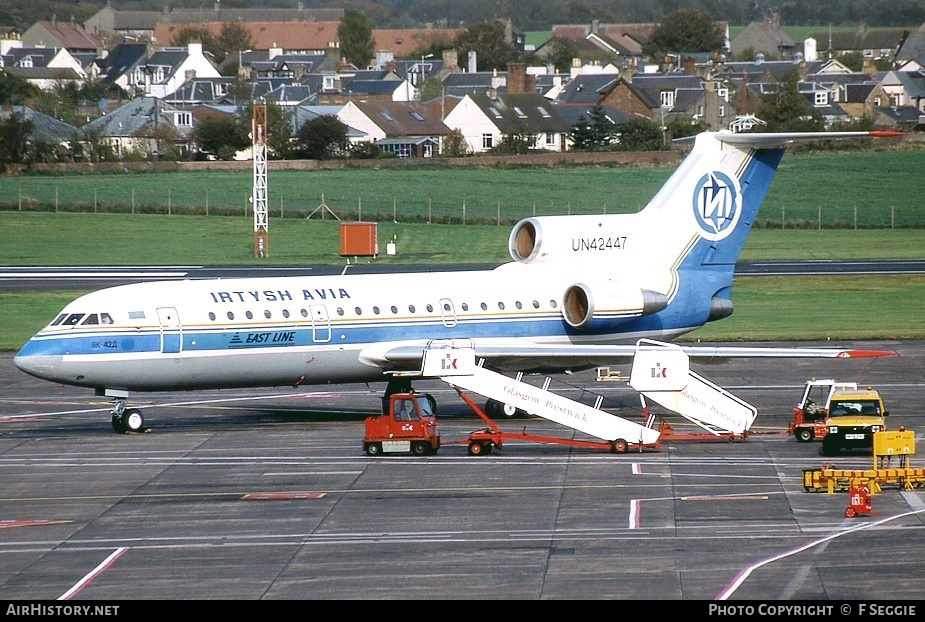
[{"x1": 363, "y1": 341, "x2": 897, "y2": 373}]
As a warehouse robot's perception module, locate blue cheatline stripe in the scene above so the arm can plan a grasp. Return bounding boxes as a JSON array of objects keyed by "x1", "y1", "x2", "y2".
[{"x1": 19, "y1": 312, "x2": 653, "y2": 357}]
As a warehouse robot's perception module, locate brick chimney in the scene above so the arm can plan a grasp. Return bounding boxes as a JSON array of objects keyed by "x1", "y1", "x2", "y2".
[{"x1": 506, "y1": 62, "x2": 535, "y2": 94}]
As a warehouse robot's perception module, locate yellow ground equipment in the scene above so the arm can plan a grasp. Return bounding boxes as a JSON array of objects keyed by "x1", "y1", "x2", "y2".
[{"x1": 803, "y1": 428, "x2": 924, "y2": 494}]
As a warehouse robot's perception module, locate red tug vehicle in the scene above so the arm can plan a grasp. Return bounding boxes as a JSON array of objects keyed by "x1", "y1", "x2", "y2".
[{"x1": 363, "y1": 392, "x2": 440, "y2": 456}]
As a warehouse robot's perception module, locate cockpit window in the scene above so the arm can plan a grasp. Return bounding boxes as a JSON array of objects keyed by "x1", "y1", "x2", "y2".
[
  {"x1": 100, "y1": 313, "x2": 113, "y2": 324},
  {"x1": 49, "y1": 313, "x2": 67, "y2": 327},
  {"x1": 82, "y1": 314, "x2": 99, "y2": 325},
  {"x1": 63, "y1": 314, "x2": 85, "y2": 326}
]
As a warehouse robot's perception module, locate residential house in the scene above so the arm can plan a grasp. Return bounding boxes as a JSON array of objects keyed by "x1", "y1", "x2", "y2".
[
  {"x1": 1, "y1": 104, "x2": 78, "y2": 153},
  {"x1": 99, "y1": 43, "x2": 149, "y2": 95},
  {"x1": 806, "y1": 24, "x2": 907, "y2": 63},
  {"x1": 337, "y1": 100, "x2": 449, "y2": 157},
  {"x1": 0, "y1": 46, "x2": 86, "y2": 89},
  {"x1": 82, "y1": 96, "x2": 193, "y2": 158},
  {"x1": 556, "y1": 72, "x2": 731, "y2": 129},
  {"x1": 153, "y1": 21, "x2": 340, "y2": 54},
  {"x1": 443, "y1": 93, "x2": 570, "y2": 153},
  {"x1": 896, "y1": 23, "x2": 925, "y2": 67},
  {"x1": 373, "y1": 28, "x2": 463, "y2": 59},
  {"x1": 552, "y1": 103, "x2": 632, "y2": 149},
  {"x1": 879, "y1": 70, "x2": 925, "y2": 111},
  {"x1": 85, "y1": 3, "x2": 343, "y2": 42},
  {"x1": 731, "y1": 15, "x2": 796, "y2": 60},
  {"x1": 542, "y1": 22, "x2": 658, "y2": 64},
  {"x1": 288, "y1": 104, "x2": 364, "y2": 139},
  {"x1": 873, "y1": 105, "x2": 923, "y2": 130},
  {"x1": 22, "y1": 18, "x2": 102, "y2": 54},
  {"x1": 141, "y1": 42, "x2": 220, "y2": 98},
  {"x1": 838, "y1": 81, "x2": 891, "y2": 119},
  {"x1": 164, "y1": 76, "x2": 241, "y2": 106}
]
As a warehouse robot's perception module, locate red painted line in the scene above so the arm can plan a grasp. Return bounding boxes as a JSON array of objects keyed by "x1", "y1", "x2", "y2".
[
  {"x1": 59, "y1": 547, "x2": 128, "y2": 601},
  {"x1": 0, "y1": 519, "x2": 71, "y2": 529},
  {"x1": 242, "y1": 492, "x2": 326, "y2": 501}
]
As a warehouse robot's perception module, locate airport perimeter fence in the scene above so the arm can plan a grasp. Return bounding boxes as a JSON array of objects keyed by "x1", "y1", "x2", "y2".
[{"x1": 1, "y1": 179, "x2": 924, "y2": 229}]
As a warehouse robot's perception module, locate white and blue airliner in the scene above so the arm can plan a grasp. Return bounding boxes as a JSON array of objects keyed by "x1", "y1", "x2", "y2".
[{"x1": 14, "y1": 131, "x2": 896, "y2": 432}]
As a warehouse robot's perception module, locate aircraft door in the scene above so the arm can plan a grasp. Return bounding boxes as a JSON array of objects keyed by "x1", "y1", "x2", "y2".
[
  {"x1": 309, "y1": 305, "x2": 331, "y2": 342},
  {"x1": 439, "y1": 298, "x2": 457, "y2": 328},
  {"x1": 156, "y1": 307, "x2": 182, "y2": 353}
]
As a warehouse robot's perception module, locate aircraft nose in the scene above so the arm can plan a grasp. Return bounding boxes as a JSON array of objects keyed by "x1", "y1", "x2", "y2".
[{"x1": 13, "y1": 344, "x2": 63, "y2": 382}]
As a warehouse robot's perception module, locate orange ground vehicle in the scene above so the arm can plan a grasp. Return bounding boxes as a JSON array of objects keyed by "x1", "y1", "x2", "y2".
[
  {"x1": 790, "y1": 379, "x2": 857, "y2": 442},
  {"x1": 363, "y1": 393, "x2": 440, "y2": 456}
]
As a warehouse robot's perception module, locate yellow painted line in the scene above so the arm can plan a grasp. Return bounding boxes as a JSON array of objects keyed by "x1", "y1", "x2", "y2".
[{"x1": 242, "y1": 492, "x2": 327, "y2": 500}]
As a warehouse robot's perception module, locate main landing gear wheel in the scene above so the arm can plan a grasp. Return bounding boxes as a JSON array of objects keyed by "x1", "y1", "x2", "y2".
[{"x1": 484, "y1": 399, "x2": 525, "y2": 419}]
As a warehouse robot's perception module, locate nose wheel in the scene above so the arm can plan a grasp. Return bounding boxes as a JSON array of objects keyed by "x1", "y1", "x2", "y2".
[{"x1": 110, "y1": 399, "x2": 146, "y2": 434}]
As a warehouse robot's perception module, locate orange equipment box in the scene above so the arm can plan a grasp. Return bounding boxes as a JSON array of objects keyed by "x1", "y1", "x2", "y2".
[{"x1": 340, "y1": 222, "x2": 378, "y2": 257}]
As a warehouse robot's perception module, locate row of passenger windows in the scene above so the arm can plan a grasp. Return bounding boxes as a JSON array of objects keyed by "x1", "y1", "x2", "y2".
[{"x1": 206, "y1": 300, "x2": 559, "y2": 322}]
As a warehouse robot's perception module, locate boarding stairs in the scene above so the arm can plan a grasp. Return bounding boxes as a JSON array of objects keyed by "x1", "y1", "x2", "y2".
[
  {"x1": 408, "y1": 339, "x2": 756, "y2": 447},
  {"x1": 629, "y1": 339, "x2": 758, "y2": 437}
]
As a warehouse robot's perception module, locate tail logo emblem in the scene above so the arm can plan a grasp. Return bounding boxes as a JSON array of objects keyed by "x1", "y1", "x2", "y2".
[{"x1": 692, "y1": 172, "x2": 742, "y2": 241}]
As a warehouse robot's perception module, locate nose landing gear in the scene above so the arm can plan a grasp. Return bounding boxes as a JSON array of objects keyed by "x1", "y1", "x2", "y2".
[{"x1": 109, "y1": 398, "x2": 146, "y2": 434}]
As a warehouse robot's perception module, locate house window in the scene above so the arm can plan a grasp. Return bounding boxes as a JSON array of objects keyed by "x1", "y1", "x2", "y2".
[
  {"x1": 513, "y1": 106, "x2": 527, "y2": 119},
  {"x1": 482, "y1": 134, "x2": 493, "y2": 149},
  {"x1": 718, "y1": 105, "x2": 725, "y2": 118},
  {"x1": 873, "y1": 97, "x2": 881, "y2": 106},
  {"x1": 423, "y1": 143, "x2": 433, "y2": 158},
  {"x1": 660, "y1": 91, "x2": 674, "y2": 108},
  {"x1": 20, "y1": 56, "x2": 33, "y2": 68},
  {"x1": 545, "y1": 133, "x2": 555, "y2": 146},
  {"x1": 174, "y1": 112, "x2": 192, "y2": 127},
  {"x1": 717, "y1": 88, "x2": 728, "y2": 101},
  {"x1": 814, "y1": 92, "x2": 828, "y2": 106}
]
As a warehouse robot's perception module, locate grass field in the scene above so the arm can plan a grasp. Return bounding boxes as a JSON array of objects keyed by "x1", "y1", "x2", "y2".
[
  {"x1": 1, "y1": 213, "x2": 924, "y2": 266},
  {"x1": 3, "y1": 148, "x2": 925, "y2": 227}
]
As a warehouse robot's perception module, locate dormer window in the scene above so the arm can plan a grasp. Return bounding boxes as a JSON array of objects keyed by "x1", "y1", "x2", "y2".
[
  {"x1": 814, "y1": 92, "x2": 828, "y2": 106},
  {"x1": 20, "y1": 56, "x2": 33, "y2": 68},
  {"x1": 660, "y1": 91, "x2": 674, "y2": 108}
]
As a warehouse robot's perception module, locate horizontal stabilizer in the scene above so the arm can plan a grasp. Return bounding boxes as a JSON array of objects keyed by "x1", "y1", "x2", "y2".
[{"x1": 677, "y1": 130, "x2": 903, "y2": 149}]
